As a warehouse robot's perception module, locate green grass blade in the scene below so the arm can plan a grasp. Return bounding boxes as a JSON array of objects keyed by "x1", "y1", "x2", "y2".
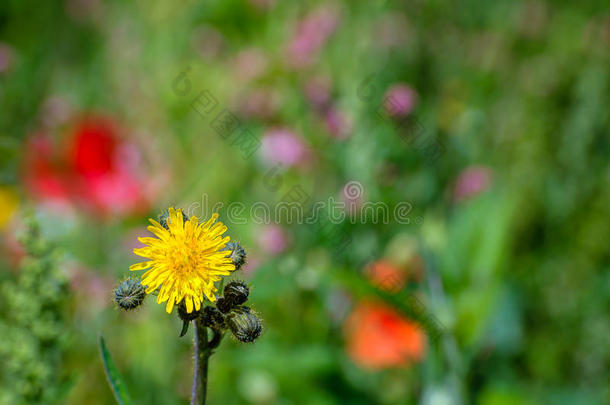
[{"x1": 98, "y1": 335, "x2": 135, "y2": 405}]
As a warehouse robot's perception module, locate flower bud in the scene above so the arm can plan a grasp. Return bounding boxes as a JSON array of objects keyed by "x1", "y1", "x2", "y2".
[
  {"x1": 201, "y1": 306, "x2": 225, "y2": 329},
  {"x1": 222, "y1": 242, "x2": 247, "y2": 270},
  {"x1": 216, "y1": 297, "x2": 232, "y2": 313},
  {"x1": 158, "y1": 208, "x2": 190, "y2": 230},
  {"x1": 226, "y1": 306, "x2": 262, "y2": 343},
  {"x1": 114, "y1": 278, "x2": 146, "y2": 311},
  {"x1": 223, "y1": 280, "x2": 249, "y2": 306}
]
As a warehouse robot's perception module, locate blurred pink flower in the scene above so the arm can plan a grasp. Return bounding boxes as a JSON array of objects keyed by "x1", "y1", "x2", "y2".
[
  {"x1": 242, "y1": 253, "x2": 261, "y2": 276},
  {"x1": 303, "y1": 76, "x2": 332, "y2": 109},
  {"x1": 454, "y1": 166, "x2": 493, "y2": 202},
  {"x1": 233, "y1": 48, "x2": 268, "y2": 81},
  {"x1": 258, "y1": 224, "x2": 290, "y2": 255},
  {"x1": 191, "y1": 25, "x2": 225, "y2": 60},
  {"x1": 384, "y1": 84, "x2": 417, "y2": 117},
  {"x1": 236, "y1": 88, "x2": 280, "y2": 120},
  {"x1": 286, "y1": 5, "x2": 341, "y2": 68},
  {"x1": 68, "y1": 265, "x2": 114, "y2": 310},
  {"x1": 325, "y1": 106, "x2": 352, "y2": 139},
  {"x1": 0, "y1": 43, "x2": 15, "y2": 74},
  {"x1": 261, "y1": 128, "x2": 310, "y2": 167},
  {"x1": 40, "y1": 96, "x2": 73, "y2": 128}
]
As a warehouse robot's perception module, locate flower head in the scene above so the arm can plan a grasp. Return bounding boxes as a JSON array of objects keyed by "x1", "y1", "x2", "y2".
[{"x1": 130, "y1": 208, "x2": 235, "y2": 314}]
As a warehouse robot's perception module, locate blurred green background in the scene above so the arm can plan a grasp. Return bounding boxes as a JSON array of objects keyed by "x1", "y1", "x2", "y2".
[{"x1": 0, "y1": 0, "x2": 609, "y2": 404}]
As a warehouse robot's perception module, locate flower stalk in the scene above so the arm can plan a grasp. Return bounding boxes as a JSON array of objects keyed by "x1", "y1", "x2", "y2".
[
  {"x1": 191, "y1": 320, "x2": 225, "y2": 405},
  {"x1": 191, "y1": 318, "x2": 209, "y2": 405}
]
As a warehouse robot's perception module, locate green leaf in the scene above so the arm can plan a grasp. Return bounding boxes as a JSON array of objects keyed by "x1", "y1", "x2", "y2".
[{"x1": 98, "y1": 335, "x2": 135, "y2": 405}]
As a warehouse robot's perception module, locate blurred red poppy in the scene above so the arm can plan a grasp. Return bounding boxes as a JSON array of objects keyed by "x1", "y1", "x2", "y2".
[
  {"x1": 23, "y1": 115, "x2": 150, "y2": 218},
  {"x1": 343, "y1": 301, "x2": 426, "y2": 370}
]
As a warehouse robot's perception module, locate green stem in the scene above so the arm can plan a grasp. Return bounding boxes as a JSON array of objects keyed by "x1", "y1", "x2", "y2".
[
  {"x1": 190, "y1": 320, "x2": 225, "y2": 405},
  {"x1": 191, "y1": 318, "x2": 209, "y2": 405}
]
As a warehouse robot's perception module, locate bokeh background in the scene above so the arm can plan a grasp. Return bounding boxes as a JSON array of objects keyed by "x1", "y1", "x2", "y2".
[{"x1": 1, "y1": 0, "x2": 609, "y2": 404}]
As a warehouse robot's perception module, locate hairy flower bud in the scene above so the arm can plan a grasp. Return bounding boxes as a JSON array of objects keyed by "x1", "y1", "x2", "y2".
[
  {"x1": 201, "y1": 306, "x2": 225, "y2": 329},
  {"x1": 222, "y1": 242, "x2": 247, "y2": 270},
  {"x1": 223, "y1": 280, "x2": 249, "y2": 306},
  {"x1": 158, "y1": 208, "x2": 190, "y2": 230},
  {"x1": 226, "y1": 306, "x2": 262, "y2": 343},
  {"x1": 114, "y1": 278, "x2": 146, "y2": 311},
  {"x1": 216, "y1": 297, "x2": 232, "y2": 313}
]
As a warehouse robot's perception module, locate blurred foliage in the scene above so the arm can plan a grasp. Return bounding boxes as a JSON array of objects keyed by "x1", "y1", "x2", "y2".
[{"x1": 0, "y1": 215, "x2": 71, "y2": 404}]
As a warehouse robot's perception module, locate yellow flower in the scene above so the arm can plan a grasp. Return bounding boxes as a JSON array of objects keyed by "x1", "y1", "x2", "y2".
[
  {"x1": 130, "y1": 208, "x2": 235, "y2": 314},
  {"x1": 0, "y1": 186, "x2": 19, "y2": 230}
]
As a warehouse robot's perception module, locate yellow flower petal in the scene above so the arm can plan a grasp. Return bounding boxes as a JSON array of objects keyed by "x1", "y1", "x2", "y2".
[{"x1": 130, "y1": 261, "x2": 153, "y2": 271}]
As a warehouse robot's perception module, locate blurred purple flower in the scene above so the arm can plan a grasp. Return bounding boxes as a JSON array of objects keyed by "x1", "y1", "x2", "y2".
[
  {"x1": 0, "y1": 43, "x2": 15, "y2": 74},
  {"x1": 261, "y1": 128, "x2": 310, "y2": 167},
  {"x1": 258, "y1": 224, "x2": 290, "y2": 255},
  {"x1": 286, "y1": 5, "x2": 341, "y2": 68},
  {"x1": 454, "y1": 166, "x2": 493, "y2": 202},
  {"x1": 384, "y1": 84, "x2": 418, "y2": 117}
]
